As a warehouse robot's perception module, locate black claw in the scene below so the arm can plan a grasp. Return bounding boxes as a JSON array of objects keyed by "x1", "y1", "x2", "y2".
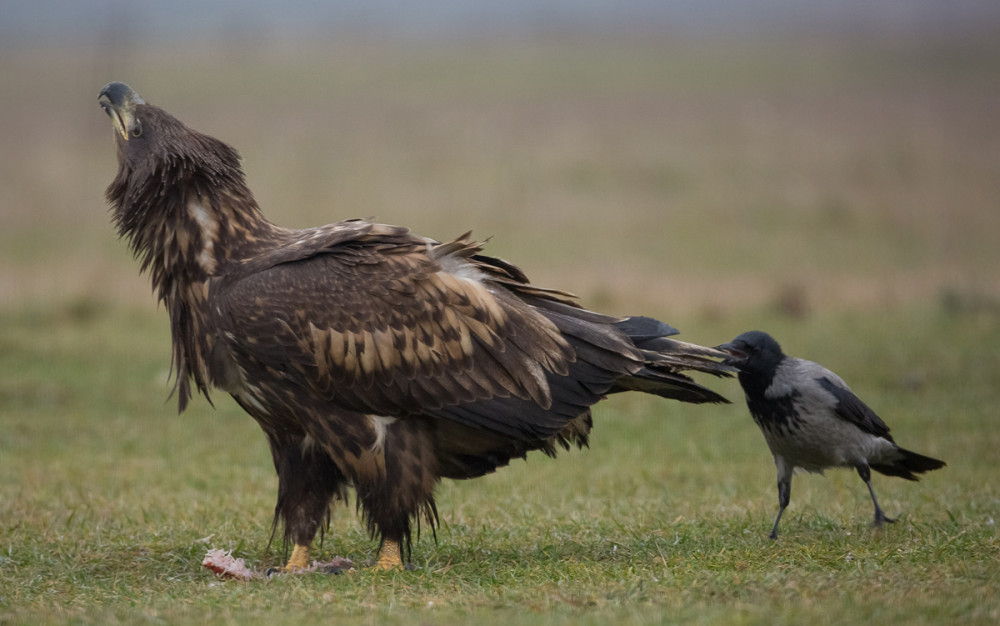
[{"x1": 264, "y1": 567, "x2": 281, "y2": 578}]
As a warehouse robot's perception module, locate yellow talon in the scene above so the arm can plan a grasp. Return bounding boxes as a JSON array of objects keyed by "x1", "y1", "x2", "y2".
[
  {"x1": 283, "y1": 544, "x2": 311, "y2": 572},
  {"x1": 374, "y1": 539, "x2": 403, "y2": 570}
]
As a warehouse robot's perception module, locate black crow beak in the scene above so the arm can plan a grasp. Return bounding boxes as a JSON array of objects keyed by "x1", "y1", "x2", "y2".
[
  {"x1": 99, "y1": 82, "x2": 145, "y2": 141},
  {"x1": 715, "y1": 342, "x2": 746, "y2": 365}
]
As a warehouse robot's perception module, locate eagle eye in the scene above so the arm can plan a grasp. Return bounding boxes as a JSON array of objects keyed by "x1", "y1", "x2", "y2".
[{"x1": 131, "y1": 122, "x2": 143, "y2": 138}]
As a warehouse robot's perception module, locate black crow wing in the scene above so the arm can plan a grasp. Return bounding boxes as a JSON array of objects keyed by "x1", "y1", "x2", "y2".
[{"x1": 816, "y1": 375, "x2": 894, "y2": 441}]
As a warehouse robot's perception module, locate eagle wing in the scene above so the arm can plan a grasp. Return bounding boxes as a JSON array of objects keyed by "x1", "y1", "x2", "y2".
[{"x1": 210, "y1": 222, "x2": 629, "y2": 442}]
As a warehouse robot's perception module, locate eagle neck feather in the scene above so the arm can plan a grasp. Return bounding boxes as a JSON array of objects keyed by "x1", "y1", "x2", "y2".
[{"x1": 106, "y1": 130, "x2": 279, "y2": 411}]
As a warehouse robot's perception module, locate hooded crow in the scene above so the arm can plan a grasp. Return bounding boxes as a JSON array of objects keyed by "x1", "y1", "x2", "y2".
[{"x1": 718, "y1": 331, "x2": 945, "y2": 539}]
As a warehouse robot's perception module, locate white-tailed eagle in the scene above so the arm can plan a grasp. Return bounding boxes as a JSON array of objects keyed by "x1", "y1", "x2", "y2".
[{"x1": 98, "y1": 82, "x2": 730, "y2": 571}]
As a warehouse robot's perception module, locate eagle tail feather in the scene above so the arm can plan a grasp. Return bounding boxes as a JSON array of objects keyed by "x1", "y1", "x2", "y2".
[{"x1": 609, "y1": 315, "x2": 732, "y2": 404}]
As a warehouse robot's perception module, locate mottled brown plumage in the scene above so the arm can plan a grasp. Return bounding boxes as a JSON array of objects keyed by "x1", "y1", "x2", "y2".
[{"x1": 98, "y1": 82, "x2": 730, "y2": 570}]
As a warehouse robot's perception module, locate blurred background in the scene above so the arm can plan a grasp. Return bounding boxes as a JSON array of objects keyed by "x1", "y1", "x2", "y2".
[
  {"x1": 2, "y1": 6, "x2": 999, "y2": 614},
  {"x1": 2, "y1": 0, "x2": 999, "y2": 322}
]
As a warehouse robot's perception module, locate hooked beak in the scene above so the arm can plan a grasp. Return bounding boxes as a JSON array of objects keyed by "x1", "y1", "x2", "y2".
[{"x1": 98, "y1": 82, "x2": 144, "y2": 142}]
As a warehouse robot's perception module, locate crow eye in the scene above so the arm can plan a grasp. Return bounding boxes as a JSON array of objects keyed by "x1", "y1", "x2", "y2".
[{"x1": 131, "y1": 122, "x2": 143, "y2": 138}]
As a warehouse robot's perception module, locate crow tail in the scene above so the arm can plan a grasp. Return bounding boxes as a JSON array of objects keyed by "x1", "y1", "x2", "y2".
[{"x1": 872, "y1": 447, "x2": 947, "y2": 481}]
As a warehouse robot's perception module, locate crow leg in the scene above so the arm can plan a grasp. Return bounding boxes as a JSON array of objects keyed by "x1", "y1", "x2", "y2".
[
  {"x1": 856, "y1": 464, "x2": 895, "y2": 527},
  {"x1": 770, "y1": 456, "x2": 792, "y2": 540}
]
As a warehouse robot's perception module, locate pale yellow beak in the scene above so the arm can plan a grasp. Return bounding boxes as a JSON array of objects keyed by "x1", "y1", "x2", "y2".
[
  {"x1": 98, "y1": 82, "x2": 144, "y2": 142},
  {"x1": 101, "y1": 102, "x2": 130, "y2": 141}
]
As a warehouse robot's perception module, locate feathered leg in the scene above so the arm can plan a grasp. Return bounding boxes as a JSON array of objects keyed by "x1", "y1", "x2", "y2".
[
  {"x1": 355, "y1": 418, "x2": 439, "y2": 570},
  {"x1": 770, "y1": 455, "x2": 793, "y2": 539},
  {"x1": 268, "y1": 435, "x2": 347, "y2": 571},
  {"x1": 856, "y1": 463, "x2": 895, "y2": 527}
]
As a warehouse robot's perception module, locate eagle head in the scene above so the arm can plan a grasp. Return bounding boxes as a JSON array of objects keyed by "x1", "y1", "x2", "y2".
[
  {"x1": 98, "y1": 82, "x2": 145, "y2": 142},
  {"x1": 99, "y1": 82, "x2": 236, "y2": 172}
]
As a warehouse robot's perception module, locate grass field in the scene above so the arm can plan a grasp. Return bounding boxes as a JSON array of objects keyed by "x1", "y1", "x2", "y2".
[
  {"x1": 2, "y1": 302, "x2": 997, "y2": 624},
  {"x1": 2, "y1": 28, "x2": 999, "y2": 624}
]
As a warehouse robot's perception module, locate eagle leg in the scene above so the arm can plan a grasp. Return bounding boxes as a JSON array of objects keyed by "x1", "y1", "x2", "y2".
[
  {"x1": 268, "y1": 434, "x2": 348, "y2": 570},
  {"x1": 374, "y1": 538, "x2": 403, "y2": 570},
  {"x1": 355, "y1": 418, "x2": 439, "y2": 570},
  {"x1": 283, "y1": 544, "x2": 312, "y2": 572}
]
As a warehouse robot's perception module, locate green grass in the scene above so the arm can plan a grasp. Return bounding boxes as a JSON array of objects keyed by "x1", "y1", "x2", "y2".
[{"x1": 1, "y1": 303, "x2": 997, "y2": 624}]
